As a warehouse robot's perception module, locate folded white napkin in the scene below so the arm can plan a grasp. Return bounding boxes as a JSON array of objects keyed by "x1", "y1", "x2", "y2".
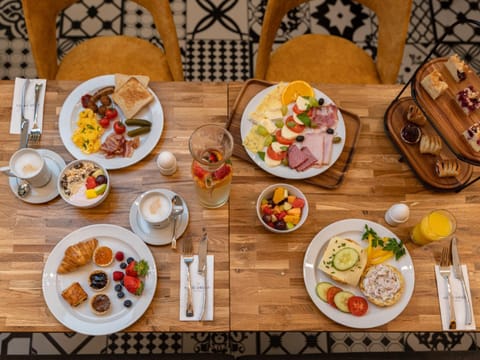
[
  {"x1": 179, "y1": 255, "x2": 214, "y2": 321},
  {"x1": 434, "y1": 264, "x2": 475, "y2": 331},
  {"x1": 10, "y1": 77, "x2": 47, "y2": 134}
]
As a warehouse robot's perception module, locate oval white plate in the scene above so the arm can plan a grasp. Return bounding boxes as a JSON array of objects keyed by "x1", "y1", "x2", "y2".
[
  {"x1": 42, "y1": 224, "x2": 157, "y2": 335},
  {"x1": 240, "y1": 84, "x2": 346, "y2": 180},
  {"x1": 303, "y1": 219, "x2": 415, "y2": 328},
  {"x1": 58, "y1": 75, "x2": 163, "y2": 170}
]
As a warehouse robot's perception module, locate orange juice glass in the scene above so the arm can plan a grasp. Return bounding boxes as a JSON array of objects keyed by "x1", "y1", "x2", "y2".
[{"x1": 410, "y1": 210, "x2": 456, "y2": 245}]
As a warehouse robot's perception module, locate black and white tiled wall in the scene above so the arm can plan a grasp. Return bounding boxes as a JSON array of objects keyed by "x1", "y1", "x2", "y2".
[{"x1": 0, "y1": 0, "x2": 479, "y2": 356}]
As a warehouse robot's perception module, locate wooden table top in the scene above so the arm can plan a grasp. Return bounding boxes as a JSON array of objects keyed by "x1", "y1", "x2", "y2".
[{"x1": 0, "y1": 80, "x2": 479, "y2": 333}]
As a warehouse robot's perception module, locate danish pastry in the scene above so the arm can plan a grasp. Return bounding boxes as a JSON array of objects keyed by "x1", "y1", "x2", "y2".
[
  {"x1": 61, "y1": 282, "x2": 88, "y2": 307},
  {"x1": 406, "y1": 104, "x2": 426, "y2": 126},
  {"x1": 435, "y1": 159, "x2": 460, "y2": 178},
  {"x1": 419, "y1": 134, "x2": 442, "y2": 155}
]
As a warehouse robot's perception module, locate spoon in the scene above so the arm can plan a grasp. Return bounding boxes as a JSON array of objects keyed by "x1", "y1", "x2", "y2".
[
  {"x1": 17, "y1": 179, "x2": 31, "y2": 198},
  {"x1": 171, "y1": 195, "x2": 184, "y2": 249}
]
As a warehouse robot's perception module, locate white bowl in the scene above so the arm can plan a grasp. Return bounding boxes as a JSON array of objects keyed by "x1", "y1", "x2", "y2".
[
  {"x1": 256, "y1": 183, "x2": 309, "y2": 233},
  {"x1": 58, "y1": 159, "x2": 110, "y2": 208}
]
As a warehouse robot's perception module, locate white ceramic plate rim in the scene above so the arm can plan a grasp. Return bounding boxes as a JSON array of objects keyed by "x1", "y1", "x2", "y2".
[
  {"x1": 240, "y1": 84, "x2": 346, "y2": 180},
  {"x1": 303, "y1": 218, "x2": 415, "y2": 329},
  {"x1": 58, "y1": 75, "x2": 163, "y2": 170},
  {"x1": 42, "y1": 224, "x2": 157, "y2": 335}
]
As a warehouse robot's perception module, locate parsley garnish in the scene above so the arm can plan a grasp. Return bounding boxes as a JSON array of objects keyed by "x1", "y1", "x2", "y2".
[{"x1": 362, "y1": 224, "x2": 406, "y2": 260}]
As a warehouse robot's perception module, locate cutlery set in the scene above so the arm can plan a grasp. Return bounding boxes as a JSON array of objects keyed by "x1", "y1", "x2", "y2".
[
  {"x1": 19, "y1": 79, "x2": 43, "y2": 147},
  {"x1": 439, "y1": 237, "x2": 472, "y2": 329}
]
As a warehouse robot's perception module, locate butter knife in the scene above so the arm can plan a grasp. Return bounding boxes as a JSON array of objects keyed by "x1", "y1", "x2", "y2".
[
  {"x1": 198, "y1": 227, "x2": 208, "y2": 320},
  {"x1": 451, "y1": 237, "x2": 472, "y2": 325},
  {"x1": 19, "y1": 79, "x2": 30, "y2": 149}
]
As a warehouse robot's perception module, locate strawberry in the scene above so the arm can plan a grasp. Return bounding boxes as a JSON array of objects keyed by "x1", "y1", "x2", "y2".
[
  {"x1": 113, "y1": 271, "x2": 124, "y2": 282},
  {"x1": 125, "y1": 259, "x2": 149, "y2": 277},
  {"x1": 123, "y1": 275, "x2": 144, "y2": 295},
  {"x1": 213, "y1": 164, "x2": 231, "y2": 180}
]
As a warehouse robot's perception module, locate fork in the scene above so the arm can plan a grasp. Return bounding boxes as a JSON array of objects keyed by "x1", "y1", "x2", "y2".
[
  {"x1": 183, "y1": 236, "x2": 194, "y2": 317},
  {"x1": 28, "y1": 83, "x2": 43, "y2": 144},
  {"x1": 439, "y1": 246, "x2": 456, "y2": 329}
]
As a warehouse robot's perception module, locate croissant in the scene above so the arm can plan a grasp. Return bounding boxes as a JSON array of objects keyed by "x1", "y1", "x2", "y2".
[
  {"x1": 419, "y1": 134, "x2": 442, "y2": 155},
  {"x1": 406, "y1": 104, "x2": 426, "y2": 126},
  {"x1": 57, "y1": 238, "x2": 98, "y2": 274},
  {"x1": 435, "y1": 159, "x2": 460, "y2": 178}
]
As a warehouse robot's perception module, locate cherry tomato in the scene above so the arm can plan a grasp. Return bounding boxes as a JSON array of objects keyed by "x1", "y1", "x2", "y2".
[
  {"x1": 326, "y1": 286, "x2": 342, "y2": 308},
  {"x1": 275, "y1": 129, "x2": 294, "y2": 145},
  {"x1": 105, "y1": 108, "x2": 118, "y2": 120},
  {"x1": 347, "y1": 296, "x2": 368, "y2": 316},
  {"x1": 285, "y1": 116, "x2": 305, "y2": 133},
  {"x1": 99, "y1": 117, "x2": 110, "y2": 128},
  {"x1": 113, "y1": 121, "x2": 126, "y2": 135},
  {"x1": 267, "y1": 144, "x2": 286, "y2": 161}
]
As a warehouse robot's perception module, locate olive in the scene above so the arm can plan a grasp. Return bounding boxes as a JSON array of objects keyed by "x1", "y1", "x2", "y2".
[
  {"x1": 296, "y1": 135, "x2": 305, "y2": 142},
  {"x1": 318, "y1": 98, "x2": 325, "y2": 106},
  {"x1": 274, "y1": 220, "x2": 287, "y2": 231},
  {"x1": 326, "y1": 128, "x2": 334, "y2": 134}
]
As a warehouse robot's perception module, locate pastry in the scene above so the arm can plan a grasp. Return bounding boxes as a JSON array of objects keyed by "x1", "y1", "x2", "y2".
[
  {"x1": 420, "y1": 69, "x2": 448, "y2": 100},
  {"x1": 89, "y1": 270, "x2": 109, "y2": 292},
  {"x1": 463, "y1": 122, "x2": 480, "y2": 152},
  {"x1": 90, "y1": 294, "x2": 111, "y2": 315},
  {"x1": 406, "y1": 104, "x2": 426, "y2": 126},
  {"x1": 359, "y1": 264, "x2": 404, "y2": 307},
  {"x1": 61, "y1": 282, "x2": 88, "y2": 307},
  {"x1": 111, "y1": 77, "x2": 153, "y2": 119},
  {"x1": 57, "y1": 238, "x2": 98, "y2": 274},
  {"x1": 419, "y1": 134, "x2": 442, "y2": 155},
  {"x1": 93, "y1": 245, "x2": 113, "y2": 267},
  {"x1": 445, "y1": 54, "x2": 468, "y2": 82},
  {"x1": 456, "y1": 86, "x2": 480, "y2": 115},
  {"x1": 435, "y1": 159, "x2": 460, "y2": 178}
]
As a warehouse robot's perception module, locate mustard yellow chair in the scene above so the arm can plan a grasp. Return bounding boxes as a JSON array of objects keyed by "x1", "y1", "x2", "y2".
[
  {"x1": 22, "y1": 0, "x2": 184, "y2": 81},
  {"x1": 255, "y1": 0, "x2": 412, "y2": 84}
]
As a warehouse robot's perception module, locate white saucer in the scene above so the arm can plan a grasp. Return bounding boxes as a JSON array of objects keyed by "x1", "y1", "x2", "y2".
[
  {"x1": 8, "y1": 149, "x2": 66, "y2": 204},
  {"x1": 129, "y1": 189, "x2": 189, "y2": 246}
]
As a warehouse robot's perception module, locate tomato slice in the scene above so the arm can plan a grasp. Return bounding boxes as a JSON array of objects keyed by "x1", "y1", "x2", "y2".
[
  {"x1": 285, "y1": 116, "x2": 305, "y2": 133},
  {"x1": 267, "y1": 145, "x2": 286, "y2": 161},
  {"x1": 347, "y1": 296, "x2": 368, "y2": 316},
  {"x1": 275, "y1": 130, "x2": 294, "y2": 145},
  {"x1": 292, "y1": 104, "x2": 313, "y2": 117},
  {"x1": 326, "y1": 286, "x2": 342, "y2": 308}
]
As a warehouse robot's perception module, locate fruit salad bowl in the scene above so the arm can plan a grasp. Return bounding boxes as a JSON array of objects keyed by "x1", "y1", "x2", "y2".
[
  {"x1": 256, "y1": 183, "x2": 309, "y2": 234},
  {"x1": 58, "y1": 159, "x2": 110, "y2": 208}
]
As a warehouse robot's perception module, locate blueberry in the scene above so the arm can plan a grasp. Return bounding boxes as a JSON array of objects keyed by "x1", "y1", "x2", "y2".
[
  {"x1": 120, "y1": 262, "x2": 127, "y2": 269},
  {"x1": 126, "y1": 257, "x2": 134, "y2": 264},
  {"x1": 114, "y1": 284, "x2": 123, "y2": 292},
  {"x1": 117, "y1": 291, "x2": 125, "y2": 299},
  {"x1": 124, "y1": 300, "x2": 133, "y2": 308}
]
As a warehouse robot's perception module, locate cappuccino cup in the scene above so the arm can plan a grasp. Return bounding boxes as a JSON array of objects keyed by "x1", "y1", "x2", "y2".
[
  {"x1": 1, "y1": 148, "x2": 51, "y2": 188},
  {"x1": 138, "y1": 190, "x2": 172, "y2": 228}
]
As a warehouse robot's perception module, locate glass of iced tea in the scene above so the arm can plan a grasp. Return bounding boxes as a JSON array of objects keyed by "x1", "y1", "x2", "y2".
[
  {"x1": 188, "y1": 124, "x2": 234, "y2": 208},
  {"x1": 410, "y1": 209, "x2": 456, "y2": 245}
]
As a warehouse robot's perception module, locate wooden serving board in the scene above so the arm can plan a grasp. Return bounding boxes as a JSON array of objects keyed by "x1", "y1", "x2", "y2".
[
  {"x1": 226, "y1": 79, "x2": 361, "y2": 189},
  {"x1": 384, "y1": 97, "x2": 473, "y2": 191},
  {"x1": 412, "y1": 57, "x2": 480, "y2": 164}
]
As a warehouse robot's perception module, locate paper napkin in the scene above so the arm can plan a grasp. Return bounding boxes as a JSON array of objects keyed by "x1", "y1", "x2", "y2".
[
  {"x1": 179, "y1": 255, "x2": 214, "y2": 321},
  {"x1": 10, "y1": 77, "x2": 47, "y2": 134},
  {"x1": 435, "y1": 264, "x2": 475, "y2": 331}
]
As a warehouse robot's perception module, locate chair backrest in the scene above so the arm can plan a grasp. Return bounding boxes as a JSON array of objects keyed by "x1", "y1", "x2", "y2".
[
  {"x1": 255, "y1": 0, "x2": 412, "y2": 84},
  {"x1": 22, "y1": 0, "x2": 183, "y2": 81}
]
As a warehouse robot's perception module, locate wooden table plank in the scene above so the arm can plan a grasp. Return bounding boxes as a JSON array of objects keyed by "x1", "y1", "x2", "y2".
[{"x1": 228, "y1": 82, "x2": 480, "y2": 332}]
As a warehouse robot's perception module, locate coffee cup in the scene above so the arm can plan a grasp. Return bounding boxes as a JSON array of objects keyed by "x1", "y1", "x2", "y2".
[
  {"x1": 0, "y1": 148, "x2": 51, "y2": 188},
  {"x1": 138, "y1": 190, "x2": 172, "y2": 228}
]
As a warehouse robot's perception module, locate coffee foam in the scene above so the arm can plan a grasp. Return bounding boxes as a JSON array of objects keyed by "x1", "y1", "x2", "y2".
[
  {"x1": 140, "y1": 193, "x2": 171, "y2": 223},
  {"x1": 13, "y1": 151, "x2": 42, "y2": 178}
]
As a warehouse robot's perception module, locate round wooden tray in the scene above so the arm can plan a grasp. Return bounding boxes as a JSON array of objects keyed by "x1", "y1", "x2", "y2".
[
  {"x1": 412, "y1": 57, "x2": 480, "y2": 165},
  {"x1": 384, "y1": 97, "x2": 473, "y2": 191}
]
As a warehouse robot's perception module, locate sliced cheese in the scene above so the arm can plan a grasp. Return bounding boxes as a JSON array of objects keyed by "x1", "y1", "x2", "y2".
[
  {"x1": 281, "y1": 124, "x2": 299, "y2": 140},
  {"x1": 249, "y1": 82, "x2": 287, "y2": 123},
  {"x1": 271, "y1": 141, "x2": 288, "y2": 153},
  {"x1": 264, "y1": 152, "x2": 281, "y2": 167},
  {"x1": 296, "y1": 96, "x2": 309, "y2": 111},
  {"x1": 318, "y1": 236, "x2": 368, "y2": 287}
]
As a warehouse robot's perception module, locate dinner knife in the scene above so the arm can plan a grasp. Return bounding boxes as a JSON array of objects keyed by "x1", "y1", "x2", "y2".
[
  {"x1": 451, "y1": 236, "x2": 472, "y2": 325},
  {"x1": 19, "y1": 79, "x2": 30, "y2": 149},
  {"x1": 198, "y1": 227, "x2": 208, "y2": 320}
]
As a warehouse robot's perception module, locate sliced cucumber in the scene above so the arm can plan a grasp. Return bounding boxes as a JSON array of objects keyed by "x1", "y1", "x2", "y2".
[
  {"x1": 332, "y1": 247, "x2": 360, "y2": 271},
  {"x1": 315, "y1": 282, "x2": 333, "y2": 302},
  {"x1": 333, "y1": 291, "x2": 354, "y2": 313}
]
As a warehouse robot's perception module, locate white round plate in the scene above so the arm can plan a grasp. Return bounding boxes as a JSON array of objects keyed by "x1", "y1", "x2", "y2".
[
  {"x1": 240, "y1": 84, "x2": 346, "y2": 180},
  {"x1": 42, "y1": 224, "x2": 157, "y2": 336},
  {"x1": 58, "y1": 75, "x2": 164, "y2": 170},
  {"x1": 303, "y1": 219, "x2": 415, "y2": 329},
  {"x1": 8, "y1": 149, "x2": 65, "y2": 204},
  {"x1": 129, "y1": 189, "x2": 189, "y2": 246}
]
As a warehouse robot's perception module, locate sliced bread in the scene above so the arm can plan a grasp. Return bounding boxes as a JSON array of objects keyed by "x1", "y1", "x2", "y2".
[{"x1": 111, "y1": 77, "x2": 153, "y2": 119}]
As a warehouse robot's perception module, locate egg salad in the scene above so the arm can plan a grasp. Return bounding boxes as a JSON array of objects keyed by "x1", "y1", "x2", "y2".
[{"x1": 72, "y1": 109, "x2": 104, "y2": 154}]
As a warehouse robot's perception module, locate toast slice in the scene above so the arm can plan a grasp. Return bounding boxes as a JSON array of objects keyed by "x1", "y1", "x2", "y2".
[
  {"x1": 114, "y1": 73, "x2": 150, "y2": 89},
  {"x1": 111, "y1": 77, "x2": 153, "y2": 119}
]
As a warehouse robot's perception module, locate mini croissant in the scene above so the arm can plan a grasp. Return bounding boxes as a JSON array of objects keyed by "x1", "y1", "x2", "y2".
[{"x1": 57, "y1": 238, "x2": 98, "y2": 274}]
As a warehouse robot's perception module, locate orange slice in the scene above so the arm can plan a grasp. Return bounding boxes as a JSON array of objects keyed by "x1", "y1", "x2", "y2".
[{"x1": 281, "y1": 80, "x2": 314, "y2": 105}]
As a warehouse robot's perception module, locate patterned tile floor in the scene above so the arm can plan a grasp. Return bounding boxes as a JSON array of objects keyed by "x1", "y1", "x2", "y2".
[{"x1": 0, "y1": 0, "x2": 480, "y2": 356}]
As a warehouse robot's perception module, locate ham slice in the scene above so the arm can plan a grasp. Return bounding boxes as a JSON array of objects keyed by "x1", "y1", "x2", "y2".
[
  {"x1": 288, "y1": 144, "x2": 308, "y2": 169},
  {"x1": 296, "y1": 147, "x2": 318, "y2": 171},
  {"x1": 301, "y1": 132, "x2": 324, "y2": 163},
  {"x1": 323, "y1": 133, "x2": 334, "y2": 164},
  {"x1": 311, "y1": 104, "x2": 338, "y2": 130}
]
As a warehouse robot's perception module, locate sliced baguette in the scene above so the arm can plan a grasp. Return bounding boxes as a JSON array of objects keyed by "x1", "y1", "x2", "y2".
[{"x1": 111, "y1": 77, "x2": 153, "y2": 119}]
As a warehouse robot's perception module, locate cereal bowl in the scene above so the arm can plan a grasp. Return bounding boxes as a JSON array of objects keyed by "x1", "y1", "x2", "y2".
[
  {"x1": 58, "y1": 159, "x2": 110, "y2": 208},
  {"x1": 256, "y1": 183, "x2": 309, "y2": 233}
]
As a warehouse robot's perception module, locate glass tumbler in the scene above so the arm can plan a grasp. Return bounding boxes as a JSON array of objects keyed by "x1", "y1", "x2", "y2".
[
  {"x1": 188, "y1": 124, "x2": 234, "y2": 208},
  {"x1": 410, "y1": 209, "x2": 456, "y2": 245}
]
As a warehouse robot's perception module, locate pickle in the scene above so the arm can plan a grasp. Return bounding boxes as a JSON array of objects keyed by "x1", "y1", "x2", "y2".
[
  {"x1": 125, "y1": 118, "x2": 152, "y2": 127},
  {"x1": 127, "y1": 127, "x2": 151, "y2": 137}
]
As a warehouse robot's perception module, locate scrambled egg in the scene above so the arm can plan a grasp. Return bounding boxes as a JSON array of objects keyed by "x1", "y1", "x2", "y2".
[{"x1": 71, "y1": 109, "x2": 104, "y2": 154}]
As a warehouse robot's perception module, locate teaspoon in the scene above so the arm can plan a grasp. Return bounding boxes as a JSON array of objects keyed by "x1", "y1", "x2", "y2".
[
  {"x1": 171, "y1": 195, "x2": 184, "y2": 249},
  {"x1": 17, "y1": 179, "x2": 31, "y2": 198}
]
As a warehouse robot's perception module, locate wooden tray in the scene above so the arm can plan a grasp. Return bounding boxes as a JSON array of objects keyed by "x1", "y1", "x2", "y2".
[
  {"x1": 384, "y1": 97, "x2": 473, "y2": 191},
  {"x1": 412, "y1": 57, "x2": 480, "y2": 165},
  {"x1": 226, "y1": 79, "x2": 361, "y2": 189}
]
